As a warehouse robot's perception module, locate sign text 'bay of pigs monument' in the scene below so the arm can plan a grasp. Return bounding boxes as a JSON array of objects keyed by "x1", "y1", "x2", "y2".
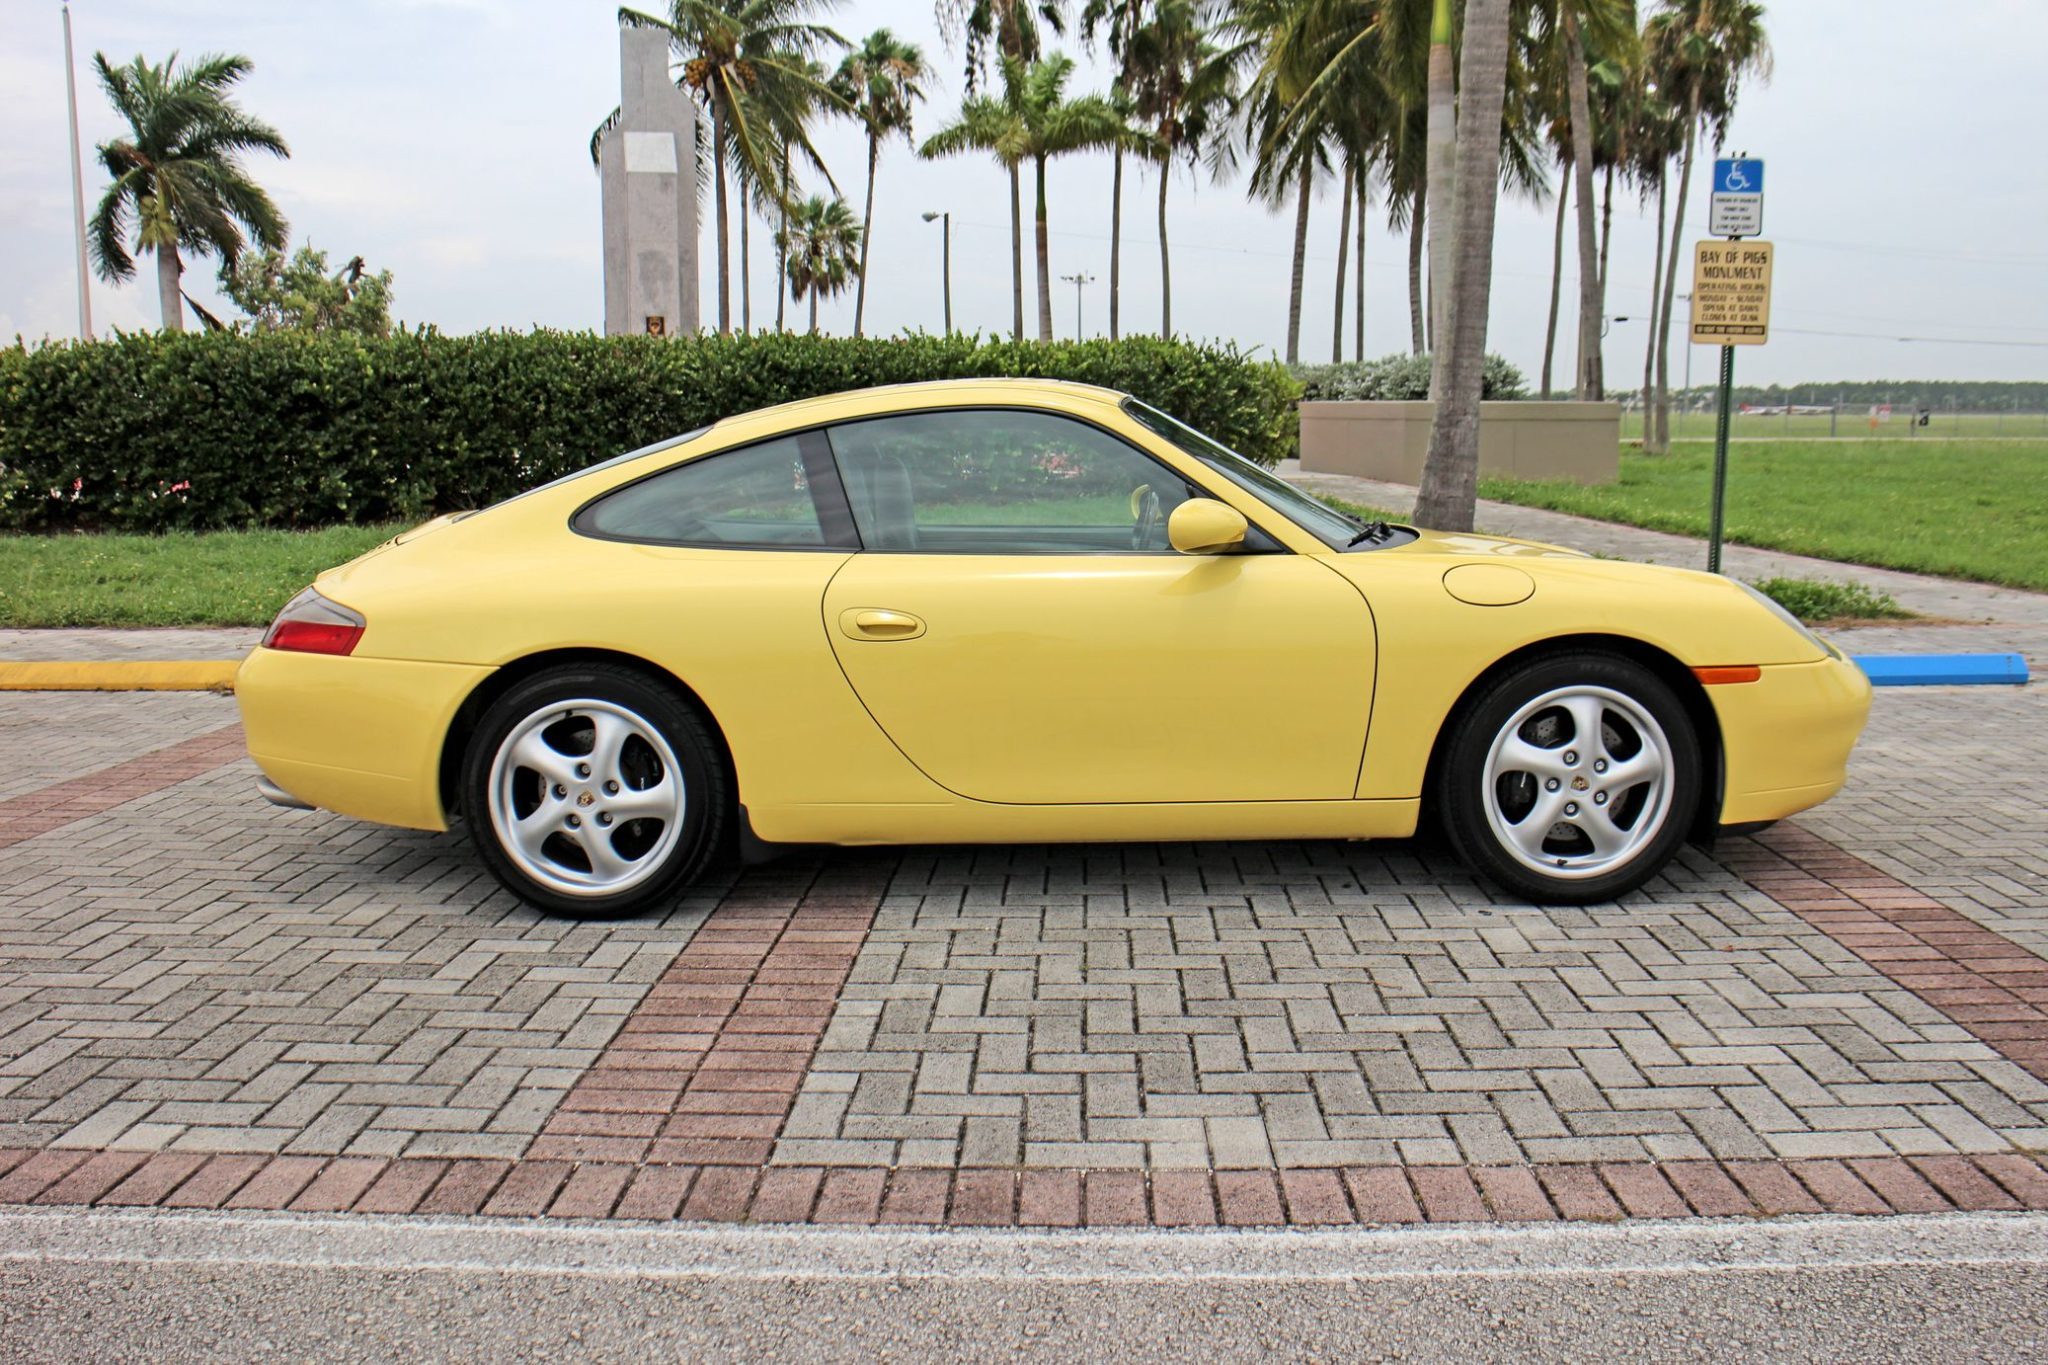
[{"x1": 598, "y1": 21, "x2": 700, "y2": 337}]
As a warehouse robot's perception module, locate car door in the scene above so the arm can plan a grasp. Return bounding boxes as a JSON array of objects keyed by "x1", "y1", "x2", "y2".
[{"x1": 819, "y1": 406, "x2": 1377, "y2": 806}]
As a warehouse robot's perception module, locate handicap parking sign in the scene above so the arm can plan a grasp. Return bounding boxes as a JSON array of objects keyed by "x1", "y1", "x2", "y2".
[
  {"x1": 1710, "y1": 158, "x2": 1764, "y2": 236},
  {"x1": 1714, "y1": 159, "x2": 1763, "y2": 195}
]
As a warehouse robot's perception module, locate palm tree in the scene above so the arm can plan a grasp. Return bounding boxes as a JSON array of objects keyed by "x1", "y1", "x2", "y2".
[
  {"x1": 777, "y1": 195, "x2": 862, "y2": 332},
  {"x1": 621, "y1": 0, "x2": 847, "y2": 336},
  {"x1": 925, "y1": 55, "x2": 1125, "y2": 341},
  {"x1": 1644, "y1": 0, "x2": 1769, "y2": 451},
  {"x1": 920, "y1": 67, "x2": 1031, "y2": 338},
  {"x1": 1412, "y1": 0, "x2": 1514, "y2": 530},
  {"x1": 945, "y1": 0, "x2": 1067, "y2": 88},
  {"x1": 833, "y1": 30, "x2": 929, "y2": 337},
  {"x1": 87, "y1": 52, "x2": 289, "y2": 332},
  {"x1": 1125, "y1": 0, "x2": 1239, "y2": 338},
  {"x1": 1080, "y1": 0, "x2": 1153, "y2": 340},
  {"x1": 1549, "y1": 0, "x2": 1636, "y2": 399}
]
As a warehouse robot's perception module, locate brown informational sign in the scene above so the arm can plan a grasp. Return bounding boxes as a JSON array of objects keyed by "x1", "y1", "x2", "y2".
[
  {"x1": 645, "y1": 315, "x2": 667, "y2": 336},
  {"x1": 1690, "y1": 240, "x2": 1773, "y2": 345}
]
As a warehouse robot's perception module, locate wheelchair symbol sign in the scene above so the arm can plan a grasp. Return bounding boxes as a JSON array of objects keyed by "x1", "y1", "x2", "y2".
[{"x1": 1714, "y1": 159, "x2": 1763, "y2": 195}]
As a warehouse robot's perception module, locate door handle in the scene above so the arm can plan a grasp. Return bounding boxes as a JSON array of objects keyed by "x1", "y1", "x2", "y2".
[{"x1": 840, "y1": 608, "x2": 926, "y2": 640}]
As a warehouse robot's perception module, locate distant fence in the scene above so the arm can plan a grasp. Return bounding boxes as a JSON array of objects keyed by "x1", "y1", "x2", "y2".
[{"x1": 1616, "y1": 402, "x2": 2048, "y2": 442}]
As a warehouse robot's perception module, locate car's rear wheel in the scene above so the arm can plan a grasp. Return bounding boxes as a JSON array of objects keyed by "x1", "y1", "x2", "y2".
[
  {"x1": 1439, "y1": 653, "x2": 1700, "y2": 904},
  {"x1": 462, "y1": 665, "x2": 726, "y2": 917}
]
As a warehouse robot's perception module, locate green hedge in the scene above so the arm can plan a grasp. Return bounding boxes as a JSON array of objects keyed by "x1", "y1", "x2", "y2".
[
  {"x1": 0, "y1": 330, "x2": 1301, "y2": 533},
  {"x1": 1293, "y1": 352, "x2": 1528, "y2": 402}
]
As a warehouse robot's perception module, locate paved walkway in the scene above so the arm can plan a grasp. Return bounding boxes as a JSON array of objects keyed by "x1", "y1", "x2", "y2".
[
  {"x1": 1, "y1": 662, "x2": 2044, "y2": 1228},
  {"x1": 1279, "y1": 462, "x2": 2048, "y2": 631}
]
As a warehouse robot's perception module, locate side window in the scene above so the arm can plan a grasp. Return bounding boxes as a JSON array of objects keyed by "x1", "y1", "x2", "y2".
[
  {"x1": 574, "y1": 436, "x2": 827, "y2": 547},
  {"x1": 827, "y1": 409, "x2": 1196, "y2": 554}
]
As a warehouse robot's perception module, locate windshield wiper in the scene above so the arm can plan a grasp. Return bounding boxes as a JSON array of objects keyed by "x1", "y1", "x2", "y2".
[{"x1": 1345, "y1": 520, "x2": 1394, "y2": 547}]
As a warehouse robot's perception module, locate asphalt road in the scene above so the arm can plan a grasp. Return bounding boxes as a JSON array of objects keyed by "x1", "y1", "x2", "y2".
[{"x1": 4, "y1": 1210, "x2": 2048, "y2": 1362}]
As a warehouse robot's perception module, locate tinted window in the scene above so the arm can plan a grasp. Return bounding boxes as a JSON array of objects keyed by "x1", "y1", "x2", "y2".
[
  {"x1": 1122, "y1": 399, "x2": 1369, "y2": 548},
  {"x1": 575, "y1": 436, "x2": 826, "y2": 547},
  {"x1": 827, "y1": 409, "x2": 1196, "y2": 554}
]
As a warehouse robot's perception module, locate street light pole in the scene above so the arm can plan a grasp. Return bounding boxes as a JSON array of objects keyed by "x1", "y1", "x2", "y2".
[
  {"x1": 62, "y1": 0, "x2": 93, "y2": 340},
  {"x1": 1060, "y1": 271, "x2": 1094, "y2": 339},
  {"x1": 920, "y1": 211, "x2": 951, "y2": 334}
]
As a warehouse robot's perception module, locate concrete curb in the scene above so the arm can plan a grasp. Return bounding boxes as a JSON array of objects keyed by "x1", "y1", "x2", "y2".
[{"x1": 0, "y1": 661, "x2": 238, "y2": 692}]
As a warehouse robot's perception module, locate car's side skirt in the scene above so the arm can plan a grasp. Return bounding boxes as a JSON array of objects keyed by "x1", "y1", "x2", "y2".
[{"x1": 743, "y1": 797, "x2": 1422, "y2": 847}]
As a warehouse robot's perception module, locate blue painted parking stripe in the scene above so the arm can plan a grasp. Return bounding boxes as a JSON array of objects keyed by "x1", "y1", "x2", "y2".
[{"x1": 1850, "y1": 654, "x2": 2030, "y2": 687}]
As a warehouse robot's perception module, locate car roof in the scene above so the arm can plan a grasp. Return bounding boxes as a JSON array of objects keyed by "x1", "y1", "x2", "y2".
[{"x1": 710, "y1": 377, "x2": 1130, "y2": 433}]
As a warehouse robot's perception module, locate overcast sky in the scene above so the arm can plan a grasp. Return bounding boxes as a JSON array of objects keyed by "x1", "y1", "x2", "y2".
[{"x1": 3, "y1": 0, "x2": 2045, "y2": 387}]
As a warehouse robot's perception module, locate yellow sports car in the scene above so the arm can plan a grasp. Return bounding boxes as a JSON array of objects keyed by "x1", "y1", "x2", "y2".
[{"x1": 236, "y1": 379, "x2": 1870, "y2": 914}]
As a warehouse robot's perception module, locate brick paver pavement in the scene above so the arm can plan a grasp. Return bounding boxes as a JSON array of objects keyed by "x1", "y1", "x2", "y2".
[{"x1": 1, "y1": 658, "x2": 2044, "y2": 1227}]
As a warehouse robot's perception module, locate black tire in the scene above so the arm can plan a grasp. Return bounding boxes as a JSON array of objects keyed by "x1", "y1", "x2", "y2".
[
  {"x1": 1438, "y1": 652, "x2": 1701, "y2": 905},
  {"x1": 461, "y1": 663, "x2": 728, "y2": 918}
]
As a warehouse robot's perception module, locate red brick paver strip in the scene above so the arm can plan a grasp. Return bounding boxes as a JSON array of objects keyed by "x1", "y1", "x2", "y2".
[
  {"x1": 1411, "y1": 1167, "x2": 1488, "y2": 1223},
  {"x1": 810, "y1": 1169, "x2": 886, "y2": 1225},
  {"x1": 1084, "y1": 1171, "x2": 1150, "y2": 1227},
  {"x1": 33, "y1": 1151, "x2": 146, "y2": 1206},
  {"x1": 748, "y1": 1167, "x2": 824, "y2": 1224},
  {"x1": 0, "y1": 725, "x2": 245, "y2": 851},
  {"x1": 550, "y1": 1163, "x2": 635, "y2": 1220},
  {"x1": 533, "y1": 862, "x2": 888, "y2": 1168},
  {"x1": 1473, "y1": 1165, "x2": 1557, "y2": 1222},
  {"x1": 1280, "y1": 1169, "x2": 1356, "y2": 1225},
  {"x1": 1723, "y1": 1160, "x2": 1825, "y2": 1217},
  {"x1": 224, "y1": 1156, "x2": 327, "y2": 1211},
  {"x1": 1215, "y1": 1172, "x2": 1285, "y2": 1226},
  {"x1": 1728, "y1": 826, "x2": 2048, "y2": 1084},
  {"x1": 100, "y1": 1153, "x2": 210, "y2": 1207},
  {"x1": 1537, "y1": 1165, "x2": 1625, "y2": 1221},
  {"x1": 289, "y1": 1159, "x2": 386, "y2": 1214}
]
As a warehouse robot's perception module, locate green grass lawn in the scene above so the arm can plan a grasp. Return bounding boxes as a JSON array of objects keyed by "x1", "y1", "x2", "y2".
[
  {"x1": 1479, "y1": 438, "x2": 2048, "y2": 591},
  {"x1": 0, "y1": 525, "x2": 398, "y2": 627}
]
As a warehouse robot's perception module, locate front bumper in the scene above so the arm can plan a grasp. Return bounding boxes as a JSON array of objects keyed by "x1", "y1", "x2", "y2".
[
  {"x1": 234, "y1": 647, "x2": 493, "y2": 831},
  {"x1": 1710, "y1": 651, "x2": 1873, "y2": 825}
]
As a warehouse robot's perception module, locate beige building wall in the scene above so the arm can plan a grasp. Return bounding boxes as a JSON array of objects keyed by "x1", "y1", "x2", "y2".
[{"x1": 1298, "y1": 401, "x2": 1621, "y2": 484}]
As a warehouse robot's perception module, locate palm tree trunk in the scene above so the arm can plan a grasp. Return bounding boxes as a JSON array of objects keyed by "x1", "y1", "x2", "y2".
[
  {"x1": 1008, "y1": 163, "x2": 1024, "y2": 341},
  {"x1": 712, "y1": 103, "x2": 731, "y2": 336},
  {"x1": 854, "y1": 134, "x2": 878, "y2": 338},
  {"x1": 1415, "y1": 0, "x2": 1512, "y2": 533},
  {"x1": 155, "y1": 247, "x2": 184, "y2": 332},
  {"x1": 1562, "y1": 6, "x2": 1602, "y2": 400},
  {"x1": 1423, "y1": 0, "x2": 1457, "y2": 394},
  {"x1": 740, "y1": 197, "x2": 752, "y2": 333},
  {"x1": 776, "y1": 146, "x2": 790, "y2": 334},
  {"x1": 1331, "y1": 161, "x2": 1353, "y2": 364},
  {"x1": 810, "y1": 289, "x2": 819, "y2": 335},
  {"x1": 1652, "y1": 98, "x2": 1700, "y2": 454},
  {"x1": 1541, "y1": 174, "x2": 1567, "y2": 398},
  {"x1": 1641, "y1": 167, "x2": 1665, "y2": 442},
  {"x1": 1285, "y1": 161, "x2": 1311, "y2": 365},
  {"x1": 1407, "y1": 189, "x2": 1425, "y2": 354},
  {"x1": 1354, "y1": 172, "x2": 1366, "y2": 362},
  {"x1": 1034, "y1": 153, "x2": 1053, "y2": 342},
  {"x1": 1596, "y1": 162, "x2": 1614, "y2": 397},
  {"x1": 1157, "y1": 153, "x2": 1173, "y2": 339},
  {"x1": 1108, "y1": 144, "x2": 1122, "y2": 341}
]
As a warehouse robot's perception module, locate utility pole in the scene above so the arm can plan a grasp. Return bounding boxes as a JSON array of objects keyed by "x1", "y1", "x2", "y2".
[
  {"x1": 62, "y1": 0, "x2": 94, "y2": 340},
  {"x1": 921, "y1": 211, "x2": 951, "y2": 334},
  {"x1": 1060, "y1": 272, "x2": 1094, "y2": 339}
]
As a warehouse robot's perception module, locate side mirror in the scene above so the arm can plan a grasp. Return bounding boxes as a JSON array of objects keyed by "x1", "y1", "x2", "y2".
[{"x1": 1167, "y1": 498, "x2": 1249, "y2": 555}]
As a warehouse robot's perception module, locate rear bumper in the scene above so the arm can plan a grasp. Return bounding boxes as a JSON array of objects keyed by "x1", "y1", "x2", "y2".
[
  {"x1": 1711, "y1": 652, "x2": 1873, "y2": 825},
  {"x1": 234, "y1": 647, "x2": 492, "y2": 831}
]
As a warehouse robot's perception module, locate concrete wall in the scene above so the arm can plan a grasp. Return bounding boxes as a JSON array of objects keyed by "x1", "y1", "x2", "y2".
[
  {"x1": 1298, "y1": 400, "x2": 1621, "y2": 484},
  {"x1": 599, "y1": 25, "x2": 699, "y2": 336}
]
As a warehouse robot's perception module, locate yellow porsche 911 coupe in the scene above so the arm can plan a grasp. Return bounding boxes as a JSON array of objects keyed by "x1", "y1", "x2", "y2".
[{"x1": 236, "y1": 379, "x2": 1870, "y2": 914}]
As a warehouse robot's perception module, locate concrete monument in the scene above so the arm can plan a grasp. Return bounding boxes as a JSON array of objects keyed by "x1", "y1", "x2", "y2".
[{"x1": 599, "y1": 23, "x2": 699, "y2": 336}]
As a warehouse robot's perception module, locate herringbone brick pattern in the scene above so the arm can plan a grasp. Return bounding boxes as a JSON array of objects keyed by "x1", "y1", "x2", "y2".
[
  {"x1": 0, "y1": 693, "x2": 243, "y2": 801},
  {"x1": 784, "y1": 839, "x2": 2047, "y2": 1171},
  {"x1": 1, "y1": 761, "x2": 719, "y2": 1159},
  {"x1": 1798, "y1": 679, "x2": 2048, "y2": 959}
]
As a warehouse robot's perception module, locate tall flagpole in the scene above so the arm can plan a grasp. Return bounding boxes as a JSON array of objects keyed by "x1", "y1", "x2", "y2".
[{"x1": 63, "y1": 0, "x2": 95, "y2": 340}]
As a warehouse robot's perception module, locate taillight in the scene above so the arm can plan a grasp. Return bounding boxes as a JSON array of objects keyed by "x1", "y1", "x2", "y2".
[{"x1": 262, "y1": 586, "x2": 366, "y2": 656}]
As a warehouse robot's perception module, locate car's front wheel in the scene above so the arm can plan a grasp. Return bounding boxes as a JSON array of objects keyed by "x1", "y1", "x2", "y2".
[
  {"x1": 462, "y1": 664, "x2": 726, "y2": 917},
  {"x1": 1439, "y1": 653, "x2": 1701, "y2": 904}
]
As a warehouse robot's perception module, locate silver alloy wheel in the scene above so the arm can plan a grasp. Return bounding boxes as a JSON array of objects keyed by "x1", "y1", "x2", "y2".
[
  {"x1": 486, "y1": 698, "x2": 686, "y2": 898},
  {"x1": 1481, "y1": 684, "x2": 1675, "y2": 882}
]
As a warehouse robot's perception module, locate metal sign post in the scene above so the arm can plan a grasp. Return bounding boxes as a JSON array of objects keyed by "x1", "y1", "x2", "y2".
[{"x1": 1691, "y1": 155, "x2": 1770, "y2": 575}]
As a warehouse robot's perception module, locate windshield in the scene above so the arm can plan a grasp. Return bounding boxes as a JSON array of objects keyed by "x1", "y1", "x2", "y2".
[{"x1": 1121, "y1": 399, "x2": 1363, "y2": 550}]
